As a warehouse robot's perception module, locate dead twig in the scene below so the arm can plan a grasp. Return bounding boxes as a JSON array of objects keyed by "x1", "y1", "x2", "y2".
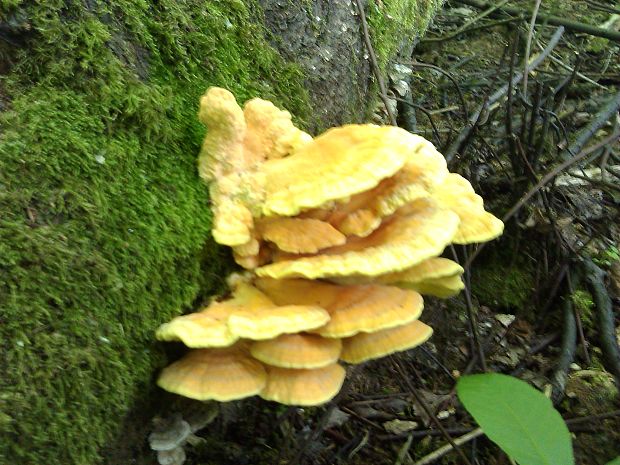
[
  {"x1": 465, "y1": 130, "x2": 620, "y2": 270},
  {"x1": 451, "y1": 246, "x2": 487, "y2": 372},
  {"x1": 550, "y1": 297, "x2": 577, "y2": 404},
  {"x1": 446, "y1": 26, "x2": 565, "y2": 163},
  {"x1": 402, "y1": 60, "x2": 469, "y2": 123},
  {"x1": 412, "y1": 428, "x2": 484, "y2": 465},
  {"x1": 583, "y1": 259, "x2": 620, "y2": 386},
  {"x1": 566, "y1": 268, "x2": 592, "y2": 366},
  {"x1": 454, "y1": 0, "x2": 620, "y2": 42},
  {"x1": 354, "y1": 0, "x2": 397, "y2": 126},
  {"x1": 560, "y1": 90, "x2": 620, "y2": 160},
  {"x1": 422, "y1": 0, "x2": 511, "y2": 43},
  {"x1": 391, "y1": 358, "x2": 474, "y2": 465},
  {"x1": 522, "y1": 0, "x2": 542, "y2": 97}
]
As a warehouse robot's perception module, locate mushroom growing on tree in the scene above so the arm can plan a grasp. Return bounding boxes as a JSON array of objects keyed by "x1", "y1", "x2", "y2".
[{"x1": 154, "y1": 87, "x2": 504, "y2": 407}]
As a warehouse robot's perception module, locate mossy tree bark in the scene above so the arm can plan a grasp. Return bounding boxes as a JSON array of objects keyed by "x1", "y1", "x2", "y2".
[{"x1": 0, "y1": 1, "x2": 441, "y2": 463}]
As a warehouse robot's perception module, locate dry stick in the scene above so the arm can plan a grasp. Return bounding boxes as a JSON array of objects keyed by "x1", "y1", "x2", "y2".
[
  {"x1": 420, "y1": 345, "x2": 457, "y2": 381},
  {"x1": 393, "y1": 433, "x2": 415, "y2": 465},
  {"x1": 340, "y1": 406, "x2": 384, "y2": 431},
  {"x1": 584, "y1": 0, "x2": 620, "y2": 14},
  {"x1": 451, "y1": 246, "x2": 487, "y2": 372},
  {"x1": 522, "y1": 0, "x2": 542, "y2": 97},
  {"x1": 566, "y1": 409, "x2": 620, "y2": 426},
  {"x1": 566, "y1": 268, "x2": 592, "y2": 365},
  {"x1": 550, "y1": 298, "x2": 577, "y2": 404},
  {"x1": 401, "y1": 61, "x2": 470, "y2": 123},
  {"x1": 393, "y1": 97, "x2": 442, "y2": 144},
  {"x1": 411, "y1": 428, "x2": 484, "y2": 465},
  {"x1": 390, "y1": 358, "x2": 474, "y2": 465},
  {"x1": 506, "y1": 26, "x2": 520, "y2": 173},
  {"x1": 412, "y1": 409, "x2": 620, "y2": 465},
  {"x1": 454, "y1": 0, "x2": 620, "y2": 42},
  {"x1": 422, "y1": 0, "x2": 511, "y2": 43},
  {"x1": 464, "y1": 130, "x2": 620, "y2": 270},
  {"x1": 559, "y1": 90, "x2": 620, "y2": 160},
  {"x1": 541, "y1": 49, "x2": 607, "y2": 90},
  {"x1": 583, "y1": 259, "x2": 620, "y2": 385},
  {"x1": 354, "y1": 0, "x2": 397, "y2": 126},
  {"x1": 445, "y1": 26, "x2": 565, "y2": 164}
]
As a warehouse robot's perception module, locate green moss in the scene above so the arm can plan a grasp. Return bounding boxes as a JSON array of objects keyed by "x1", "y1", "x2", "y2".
[
  {"x1": 0, "y1": 1, "x2": 309, "y2": 464},
  {"x1": 471, "y1": 250, "x2": 536, "y2": 312},
  {"x1": 571, "y1": 289, "x2": 596, "y2": 330},
  {"x1": 593, "y1": 245, "x2": 620, "y2": 268},
  {"x1": 367, "y1": 0, "x2": 443, "y2": 70}
]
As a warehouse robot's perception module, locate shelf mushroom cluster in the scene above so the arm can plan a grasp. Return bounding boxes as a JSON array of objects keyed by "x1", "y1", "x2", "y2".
[{"x1": 155, "y1": 87, "x2": 504, "y2": 406}]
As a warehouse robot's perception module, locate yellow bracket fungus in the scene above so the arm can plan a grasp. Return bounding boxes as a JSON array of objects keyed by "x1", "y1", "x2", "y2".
[{"x1": 154, "y1": 87, "x2": 505, "y2": 407}]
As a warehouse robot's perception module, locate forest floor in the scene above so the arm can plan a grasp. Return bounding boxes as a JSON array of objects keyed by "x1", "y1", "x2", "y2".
[{"x1": 133, "y1": 1, "x2": 620, "y2": 464}]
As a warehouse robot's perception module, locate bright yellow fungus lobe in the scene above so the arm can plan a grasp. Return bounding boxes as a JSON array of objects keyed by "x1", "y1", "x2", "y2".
[
  {"x1": 155, "y1": 87, "x2": 505, "y2": 407},
  {"x1": 157, "y1": 345, "x2": 267, "y2": 402},
  {"x1": 260, "y1": 364, "x2": 346, "y2": 406}
]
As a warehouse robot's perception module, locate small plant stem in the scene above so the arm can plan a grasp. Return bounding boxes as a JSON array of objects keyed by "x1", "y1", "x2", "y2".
[
  {"x1": 583, "y1": 259, "x2": 620, "y2": 385},
  {"x1": 391, "y1": 358, "x2": 474, "y2": 465},
  {"x1": 445, "y1": 26, "x2": 565, "y2": 163},
  {"x1": 522, "y1": 0, "x2": 542, "y2": 97},
  {"x1": 354, "y1": 0, "x2": 397, "y2": 126},
  {"x1": 465, "y1": 130, "x2": 620, "y2": 270},
  {"x1": 451, "y1": 246, "x2": 487, "y2": 372},
  {"x1": 551, "y1": 298, "x2": 577, "y2": 403},
  {"x1": 411, "y1": 428, "x2": 484, "y2": 465},
  {"x1": 454, "y1": 0, "x2": 620, "y2": 41},
  {"x1": 566, "y1": 268, "x2": 591, "y2": 365}
]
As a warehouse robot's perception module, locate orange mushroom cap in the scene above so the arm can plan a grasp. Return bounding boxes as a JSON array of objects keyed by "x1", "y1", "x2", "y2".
[
  {"x1": 156, "y1": 283, "x2": 329, "y2": 347},
  {"x1": 250, "y1": 333, "x2": 342, "y2": 369},
  {"x1": 256, "y1": 198, "x2": 460, "y2": 279},
  {"x1": 340, "y1": 320, "x2": 433, "y2": 364},
  {"x1": 259, "y1": 125, "x2": 418, "y2": 217},
  {"x1": 407, "y1": 274, "x2": 465, "y2": 298},
  {"x1": 260, "y1": 364, "x2": 346, "y2": 406},
  {"x1": 432, "y1": 173, "x2": 504, "y2": 244},
  {"x1": 157, "y1": 345, "x2": 267, "y2": 401},
  {"x1": 257, "y1": 217, "x2": 346, "y2": 254},
  {"x1": 255, "y1": 278, "x2": 424, "y2": 338}
]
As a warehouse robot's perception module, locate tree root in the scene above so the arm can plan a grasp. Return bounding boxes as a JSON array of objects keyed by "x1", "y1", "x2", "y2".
[{"x1": 583, "y1": 259, "x2": 620, "y2": 385}]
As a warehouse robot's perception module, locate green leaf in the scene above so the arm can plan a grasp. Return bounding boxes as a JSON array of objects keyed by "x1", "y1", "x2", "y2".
[
  {"x1": 457, "y1": 373, "x2": 574, "y2": 465},
  {"x1": 605, "y1": 458, "x2": 620, "y2": 465}
]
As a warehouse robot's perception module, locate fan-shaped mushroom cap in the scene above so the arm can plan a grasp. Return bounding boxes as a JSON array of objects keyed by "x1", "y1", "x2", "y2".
[
  {"x1": 257, "y1": 217, "x2": 346, "y2": 254},
  {"x1": 260, "y1": 364, "x2": 346, "y2": 406},
  {"x1": 155, "y1": 302, "x2": 238, "y2": 348},
  {"x1": 156, "y1": 283, "x2": 329, "y2": 347},
  {"x1": 259, "y1": 125, "x2": 419, "y2": 217},
  {"x1": 331, "y1": 136, "x2": 448, "y2": 237},
  {"x1": 432, "y1": 173, "x2": 504, "y2": 244},
  {"x1": 255, "y1": 278, "x2": 424, "y2": 338},
  {"x1": 304, "y1": 138, "x2": 448, "y2": 238},
  {"x1": 256, "y1": 198, "x2": 460, "y2": 279},
  {"x1": 197, "y1": 87, "x2": 246, "y2": 182},
  {"x1": 374, "y1": 257, "x2": 464, "y2": 286},
  {"x1": 250, "y1": 334, "x2": 342, "y2": 368},
  {"x1": 243, "y1": 97, "x2": 312, "y2": 162},
  {"x1": 228, "y1": 304, "x2": 330, "y2": 340},
  {"x1": 334, "y1": 257, "x2": 463, "y2": 286},
  {"x1": 198, "y1": 87, "x2": 311, "y2": 182},
  {"x1": 408, "y1": 274, "x2": 465, "y2": 298},
  {"x1": 340, "y1": 320, "x2": 433, "y2": 364},
  {"x1": 157, "y1": 345, "x2": 267, "y2": 401}
]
